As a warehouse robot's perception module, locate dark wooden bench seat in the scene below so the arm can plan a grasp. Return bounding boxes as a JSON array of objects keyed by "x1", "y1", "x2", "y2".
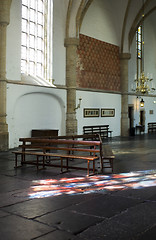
[
  {"x1": 148, "y1": 122, "x2": 156, "y2": 133},
  {"x1": 83, "y1": 125, "x2": 112, "y2": 139},
  {"x1": 13, "y1": 134, "x2": 115, "y2": 175}
]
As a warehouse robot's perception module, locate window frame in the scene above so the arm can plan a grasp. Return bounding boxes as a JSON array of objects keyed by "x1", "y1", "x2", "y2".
[{"x1": 21, "y1": 0, "x2": 53, "y2": 84}]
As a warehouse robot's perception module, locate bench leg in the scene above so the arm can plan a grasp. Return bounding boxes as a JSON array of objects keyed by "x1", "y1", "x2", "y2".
[
  {"x1": 100, "y1": 158, "x2": 103, "y2": 173},
  {"x1": 61, "y1": 157, "x2": 63, "y2": 173},
  {"x1": 43, "y1": 155, "x2": 45, "y2": 169},
  {"x1": 87, "y1": 161, "x2": 90, "y2": 176},
  {"x1": 66, "y1": 158, "x2": 69, "y2": 171},
  {"x1": 15, "y1": 153, "x2": 18, "y2": 168},
  {"x1": 21, "y1": 152, "x2": 25, "y2": 165},
  {"x1": 93, "y1": 160, "x2": 95, "y2": 174},
  {"x1": 14, "y1": 153, "x2": 23, "y2": 168},
  {"x1": 110, "y1": 159, "x2": 113, "y2": 173},
  {"x1": 37, "y1": 156, "x2": 39, "y2": 170}
]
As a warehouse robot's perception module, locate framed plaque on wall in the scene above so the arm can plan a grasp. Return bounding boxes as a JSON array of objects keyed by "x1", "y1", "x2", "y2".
[
  {"x1": 84, "y1": 108, "x2": 100, "y2": 117},
  {"x1": 101, "y1": 108, "x2": 115, "y2": 117}
]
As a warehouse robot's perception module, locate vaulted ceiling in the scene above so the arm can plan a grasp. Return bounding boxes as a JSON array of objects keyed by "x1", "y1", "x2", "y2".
[{"x1": 65, "y1": 0, "x2": 156, "y2": 52}]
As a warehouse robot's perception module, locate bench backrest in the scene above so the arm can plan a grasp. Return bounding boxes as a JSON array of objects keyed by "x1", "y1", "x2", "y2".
[
  {"x1": 83, "y1": 125, "x2": 109, "y2": 134},
  {"x1": 148, "y1": 122, "x2": 156, "y2": 127},
  {"x1": 19, "y1": 137, "x2": 103, "y2": 159},
  {"x1": 19, "y1": 134, "x2": 100, "y2": 141}
]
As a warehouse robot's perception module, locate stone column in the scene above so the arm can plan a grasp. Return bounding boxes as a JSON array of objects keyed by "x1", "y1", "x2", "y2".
[
  {"x1": 120, "y1": 53, "x2": 131, "y2": 137},
  {"x1": 0, "y1": 0, "x2": 12, "y2": 150},
  {"x1": 64, "y1": 38, "x2": 79, "y2": 135}
]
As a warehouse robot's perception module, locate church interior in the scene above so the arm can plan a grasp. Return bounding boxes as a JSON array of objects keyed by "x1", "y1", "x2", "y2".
[{"x1": 0, "y1": 0, "x2": 156, "y2": 239}]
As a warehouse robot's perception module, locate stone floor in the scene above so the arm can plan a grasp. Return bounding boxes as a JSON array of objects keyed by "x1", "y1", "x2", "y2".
[{"x1": 0, "y1": 134, "x2": 156, "y2": 240}]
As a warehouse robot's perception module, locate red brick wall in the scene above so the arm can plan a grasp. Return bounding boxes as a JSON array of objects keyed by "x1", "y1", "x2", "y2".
[{"x1": 77, "y1": 34, "x2": 120, "y2": 91}]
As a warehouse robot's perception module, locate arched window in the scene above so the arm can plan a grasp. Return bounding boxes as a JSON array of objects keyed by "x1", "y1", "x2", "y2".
[
  {"x1": 136, "y1": 25, "x2": 143, "y2": 78},
  {"x1": 21, "y1": 0, "x2": 52, "y2": 83}
]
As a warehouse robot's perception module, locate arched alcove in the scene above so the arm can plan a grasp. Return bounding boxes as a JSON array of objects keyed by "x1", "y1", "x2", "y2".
[{"x1": 10, "y1": 92, "x2": 65, "y2": 148}]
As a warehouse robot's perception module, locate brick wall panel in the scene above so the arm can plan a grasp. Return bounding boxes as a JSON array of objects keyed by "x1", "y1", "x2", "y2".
[{"x1": 77, "y1": 34, "x2": 121, "y2": 91}]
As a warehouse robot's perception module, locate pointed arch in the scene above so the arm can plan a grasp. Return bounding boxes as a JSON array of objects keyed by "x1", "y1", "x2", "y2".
[
  {"x1": 65, "y1": 0, "x2": 73, "y2": 38},
  {"x1": 120, "y1": 0, "x2": 131, "y2": 53},
  {"x1": 79, "y1": 0, "x2": 94, "y2": 32},
  {"x1": 65, "y1": 0, "x2": 94, "y2": 38},
  {"x1": 76, "y1": 0, "x2": 86, "y2": 37}
]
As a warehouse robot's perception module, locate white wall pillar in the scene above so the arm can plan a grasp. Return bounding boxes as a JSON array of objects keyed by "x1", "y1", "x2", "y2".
[{"x1": 0, "y1": 0, "x2": 12, "y2": 150}]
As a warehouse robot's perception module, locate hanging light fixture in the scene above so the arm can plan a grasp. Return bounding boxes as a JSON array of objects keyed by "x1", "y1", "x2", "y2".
[
  {"x1": 140, "y1": 98, "x2": 144, "y2": 107},
  {"x1": 132, "y1": 0, "x2": 155, "y2": 94}
]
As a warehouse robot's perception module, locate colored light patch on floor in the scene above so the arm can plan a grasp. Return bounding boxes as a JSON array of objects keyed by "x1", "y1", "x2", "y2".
[{"x1": 28, "y1": 170, "x2": 156, "y2": 199}]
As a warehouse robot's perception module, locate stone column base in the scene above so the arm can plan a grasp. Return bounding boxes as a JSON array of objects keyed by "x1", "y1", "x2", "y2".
[
  {"x1": 66, "y1": 113, "x2": 77, "y2": 135},
  {"x1": 121, "y1": 117, "x2": 129, "y2": 136},
  {"x1": 0, "y1": 132, "x2": 8, "y2": 151}
]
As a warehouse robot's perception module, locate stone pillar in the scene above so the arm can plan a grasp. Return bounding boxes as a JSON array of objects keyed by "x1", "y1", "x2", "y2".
[
  {"x1": 64, "y1": 38, "x2": 79, "y2": 135},
  {"x1": 120, "y1": 53, "x2": 131, "y2": 137},
  {"x1": 0, "y1": 0, "x2": 12, "y2": 150}
]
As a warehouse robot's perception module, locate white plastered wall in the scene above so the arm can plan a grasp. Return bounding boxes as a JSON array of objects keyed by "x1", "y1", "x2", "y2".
[
  {"x1": 7, "y1": 84, "x2": 66, "y2": 148},
  {"x1": 80, "y1": 0, "x2": 125, "y2": 46},
  {"x1": 52, "y1": 0, "x2": 68, "y2": 86},
  {"x1": 76, "y1": 91, "x2": 121, "y2": 137}
]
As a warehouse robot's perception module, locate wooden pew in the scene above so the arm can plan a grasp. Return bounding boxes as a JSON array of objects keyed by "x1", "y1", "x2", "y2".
[
  {"x1": 83, "y1": 125, "x2": 112, "y2": 139},
  {"x1": 13, "y1": 138, "x2": 102, "y2": 176},
  {"x1": 148, "y1": 122, "x2": 156, "y2": 133},
  {"x1": 13, "y1": 135, "x2": 115, "y2": 175}
]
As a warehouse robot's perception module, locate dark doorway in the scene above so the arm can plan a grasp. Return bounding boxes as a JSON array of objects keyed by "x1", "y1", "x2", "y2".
[
  {"x1": 128, "y1": 105, "x2": 135, "y2": 136},
  {"x1": 139, "y1": 110, "x2": 145, "y2": 133},
  {"x1": 140, "y1": 110, "x2": 145, "y2": 126}
]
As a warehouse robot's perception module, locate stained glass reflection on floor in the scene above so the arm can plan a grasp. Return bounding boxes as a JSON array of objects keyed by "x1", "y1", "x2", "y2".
[{"x1": 28, "y1": 169, "x2": 156, "y2": 199}]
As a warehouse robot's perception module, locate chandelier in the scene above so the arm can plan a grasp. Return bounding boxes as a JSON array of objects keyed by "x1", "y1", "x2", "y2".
[{"x1": 134, "y1": 72, "x2": 155, "y2": 94}]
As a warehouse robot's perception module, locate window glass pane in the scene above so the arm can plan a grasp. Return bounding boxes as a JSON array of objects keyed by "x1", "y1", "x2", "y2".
[
  {"x1": 138, "y1": 42, "x2": 141, "y2": 50},
  {"x1": 22, "y1": 19, "x2": 27, "y2": 32},
  {"x1": 22, "y1": 0, "x2": 28, "y2": 5},
  {"x1": 37, "y1": 63, "x2": 43, "y2": 77},
  {"x1": 37, "y1": 50, "x2": 43, "y2": 61},
  {"x1": 138, "y1": 51, "x2": 141, "y2": 58},
  {"x1": 21, "y1": 60, "x2": 27, "y2": 73},
  {"x1": 30, "y1": 9, "x2": 36, "y2": 22},
  {"x1": 37, "y1": 37, "x2": 43, "y2": 50},
  {"x1": 22, "y1": 33, "x2": 27, "y2": 46},
  {"x1": 29, "y1": 62, "x2": 35, "y2": 74},
  {"x1": 22, "y1": 5, "x2": 28, "y2": 19},
  {"x1": 38, "y1": 0, "x2": 43, "y2": 12},
  {"x1": 30, "y1": 22, "x2": 35, "y2": 34},
  {"x1": 38, "y1": 12, "x2": 43, "y2": 25},
  {"x1": 29, "y1": 35, "x2": 35, "y2": 48},
  {"x1": 138, "y1": 34, "x2": 141, "y2": 42},
  {"x1": 29, "y1": 48, "x2": 35, "y2": 61},
  {"x1": 37, "y1": 25, "x2": 43, "y2": 37},
  {"x1": 21, "y1": 46, "x2": 27, "y2": 59},
  {"x1": 30, "y1": 0, "x2": 36, "y2": 9}
]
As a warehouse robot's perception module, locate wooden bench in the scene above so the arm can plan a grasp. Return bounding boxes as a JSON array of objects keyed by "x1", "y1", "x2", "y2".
[
  {"x1": 13, "y1": 135, "x2": 115, "y2": 175},
  {"x1": 13, "y1": 138, "x2": 102, "y2": 176},
  {"x1": 148, "y1": 122, "x2": 156, "y2": 133},
  {"x1": 83, "y1": 125, "x2": 112, "y2": 140}
]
